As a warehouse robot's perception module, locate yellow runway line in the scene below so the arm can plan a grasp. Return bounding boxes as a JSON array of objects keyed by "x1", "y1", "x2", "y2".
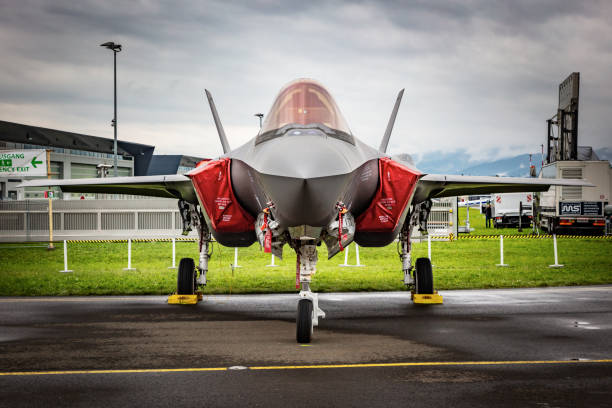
[
  {"x1": 1, "y1": 359, "x2": 610, "y2": 377},
  {"x1": 0, "y1": 367, "x2": 227, "y2": 376},
  {"x1": 0, "y1": 297, "x2": 164, "y2": 303},
  {"x1": 249, "y1": 359, "x2": 612, "y2": 370}
]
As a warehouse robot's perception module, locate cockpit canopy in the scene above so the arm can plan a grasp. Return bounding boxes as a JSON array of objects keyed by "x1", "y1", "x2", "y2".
[{"x1": 257, "y1": 79, "x2": 353, "y2": 144}]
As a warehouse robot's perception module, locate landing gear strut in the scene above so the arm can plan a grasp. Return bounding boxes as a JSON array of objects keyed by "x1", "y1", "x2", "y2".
[
  {"x1": 175, "y1": 201, "x2": 210, "y2": 295},
  {"x1": 400, "y1": 205, "x2": 438, "y2": 299},
  {"x1": 296, "y1": 243, "x2": 325, "y2": 343}
]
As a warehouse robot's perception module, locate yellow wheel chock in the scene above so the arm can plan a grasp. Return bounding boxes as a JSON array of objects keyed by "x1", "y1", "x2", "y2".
[
  {"x1": 167, "y1": 291, "x2": 203, "y2": 305},
  {"x1": 411, "y1": 291, "x2": 443, "y2": 304}
]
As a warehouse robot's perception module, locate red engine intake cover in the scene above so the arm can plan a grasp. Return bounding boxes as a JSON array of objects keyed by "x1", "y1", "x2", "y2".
[
  {"x1": 356, "y1": 157, "x2": 421, "y2": 232},
  {"x1": 187, "y1": 158, "x2": 255, "y2": 233}
]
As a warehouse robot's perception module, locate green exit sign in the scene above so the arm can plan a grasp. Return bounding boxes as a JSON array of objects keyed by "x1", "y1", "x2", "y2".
[{"x1": 1, "y1": 159, "x2": 12, "y2": 166}]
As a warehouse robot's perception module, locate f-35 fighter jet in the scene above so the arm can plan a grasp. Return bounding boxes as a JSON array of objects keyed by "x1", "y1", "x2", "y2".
[{"x1": 22, "y1": 79, "x2": 590, "y2": 343}]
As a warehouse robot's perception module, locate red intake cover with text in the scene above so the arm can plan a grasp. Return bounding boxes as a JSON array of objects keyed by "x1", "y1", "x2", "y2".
[
  {"x1": 355, "y1": 158, "x2": 420, "y2": 232},
  {"x1": 187, "y1": 158, "x2": 255, "y2": 233}
]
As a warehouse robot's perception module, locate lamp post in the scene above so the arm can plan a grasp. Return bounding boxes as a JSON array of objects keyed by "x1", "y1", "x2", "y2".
[
  {"x1": 255, "y1": 113, "x2": 264, "y2": 129},
  {"x1": 100, "y1": 41, "x2": 122, "y2": 177}
]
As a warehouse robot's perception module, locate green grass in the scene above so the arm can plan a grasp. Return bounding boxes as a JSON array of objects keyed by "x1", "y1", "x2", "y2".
[{"x1": 1, "y1": 237, "x2": 610, "y2": 296}]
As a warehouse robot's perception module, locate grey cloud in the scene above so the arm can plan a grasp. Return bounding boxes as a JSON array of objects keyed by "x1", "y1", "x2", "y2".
[{"x1": 0, "y1": 0, "x2": 610, "y2": 160}]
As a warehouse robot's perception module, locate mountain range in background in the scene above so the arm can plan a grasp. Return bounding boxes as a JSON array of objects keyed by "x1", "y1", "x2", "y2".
[{"x1": 415, "y1": 148, "x2": 612, "y2": 177}]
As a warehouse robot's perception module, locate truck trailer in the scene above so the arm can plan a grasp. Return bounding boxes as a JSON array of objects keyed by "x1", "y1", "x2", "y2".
[{"x1": 538, "y1": 159, "x2": 611, "y2": 234}]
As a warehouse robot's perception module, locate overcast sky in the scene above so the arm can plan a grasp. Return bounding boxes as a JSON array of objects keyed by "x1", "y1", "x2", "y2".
[{"x1": 1, "y1": 0, "x2": 611, "y2": 164}]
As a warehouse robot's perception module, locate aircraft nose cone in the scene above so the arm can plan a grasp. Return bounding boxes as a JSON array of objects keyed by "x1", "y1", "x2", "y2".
[
  {"x1": 253, "y1": 134, "x2": 354, "y2": 227},
  {"x1": 253, "y1": 134, "x2": 353, "y2": 179}
]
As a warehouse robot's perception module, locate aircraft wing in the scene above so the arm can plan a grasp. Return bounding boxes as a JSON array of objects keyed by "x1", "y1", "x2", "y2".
[
  {"x1": 412, "y1": 174, "x2": 593, "y2": 203},
  {"x1": 18, "y1": 175, "x2": 197, "y2": 203}
]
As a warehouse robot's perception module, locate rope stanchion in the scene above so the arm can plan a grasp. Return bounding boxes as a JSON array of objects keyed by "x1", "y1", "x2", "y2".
[
  {"x1": 266, "y1": 253, "x2": 278, "y2": 267},
  {"x1": 232, "y1": 247, "x2": 241, "y2": 269},
  {"x1": 123, "y1": 239, "x2": 136, "y2": 271},
  {"x1": 338, "y1": 243, "x2": 366, "y2": 267},
  {"x1": 339, "y1": 245, "x2": 350, "y2": 267},
  {"x1": 59, "y1": 240, "x2": 73, "y2": 273},
  {"x1": 168, "y1": 238, "x2": 177, "y2": 269},
  {"x1": 549, "y1": 234, "x2": 564, "y2": 268},
  {"x1": 496, "y1": 235, "x2": 508, "y2": 267}
]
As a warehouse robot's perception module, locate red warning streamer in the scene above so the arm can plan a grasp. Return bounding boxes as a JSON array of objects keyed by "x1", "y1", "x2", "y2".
[
  {"x1": 261, "y1": 207, "x2": 272, "y2": 253},
  {"x1": 336, "y1": 202, "x2": 348, "y2": 251}
]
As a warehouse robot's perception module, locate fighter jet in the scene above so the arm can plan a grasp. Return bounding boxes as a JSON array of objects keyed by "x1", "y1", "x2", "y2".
[{"x1": 21, "y1": 79, "x2": 590, "y2": 343}]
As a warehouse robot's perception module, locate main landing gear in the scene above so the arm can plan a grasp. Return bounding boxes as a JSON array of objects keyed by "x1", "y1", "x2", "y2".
[
  {"x1": 296, "y1": 244, "x2": 326, "y2": 343},
  {"x1": 169, "y1": 201, "x2": 210, "y2": 305}
]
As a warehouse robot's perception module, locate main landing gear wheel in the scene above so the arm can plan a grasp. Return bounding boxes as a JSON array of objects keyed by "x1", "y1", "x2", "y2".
[
  {"x1": 415, "y1": 257, "x2": 434, "y2": 294},
  {"x1": 296, "y1": 298, "x2": 313, "y2": 343},
  {"x1": 177, "y1": 257, "x2": 196, "y2": 295}
]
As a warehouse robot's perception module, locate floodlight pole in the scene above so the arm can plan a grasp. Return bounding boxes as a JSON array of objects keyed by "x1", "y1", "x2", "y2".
[
  {"x1": 255, "y1": 113, "x2": 264, "y2": 129},
  {"x1": 113, "y1": 48, "x2": 118, "y2": 177},
  {"x1": 46, "y1": 149, "x2": 54, "y2": 250},
  {"x1": 101, "y1": 41, "x2": 122, "y2": 177}
]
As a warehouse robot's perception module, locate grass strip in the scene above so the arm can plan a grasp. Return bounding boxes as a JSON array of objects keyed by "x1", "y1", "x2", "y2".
[{"x1": 1, "y1": 235, "x2": 610, "y2": 296}]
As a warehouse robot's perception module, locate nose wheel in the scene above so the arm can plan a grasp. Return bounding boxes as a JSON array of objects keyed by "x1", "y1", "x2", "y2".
[{"x1": 295, "y1": 244, "x2": 325, "y2": 343}]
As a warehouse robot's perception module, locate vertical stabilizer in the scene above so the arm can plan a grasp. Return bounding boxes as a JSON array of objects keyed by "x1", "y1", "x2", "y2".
[
  {"x1": 205, "y1": 89, "x2": 231, "y2": 154},
  {"x1": 379, "y1": 89, "x2": 404, "y2": 153}
]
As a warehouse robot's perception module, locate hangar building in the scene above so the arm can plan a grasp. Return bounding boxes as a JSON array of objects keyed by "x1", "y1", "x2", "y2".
[{"x1": 0, "y1": 120, "x2": 204, "y2": 200}]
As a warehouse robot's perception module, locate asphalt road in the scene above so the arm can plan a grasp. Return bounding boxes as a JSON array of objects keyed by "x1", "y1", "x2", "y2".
[{"x1": 1, "y1": 286, "x2": 611, "y2": 407}]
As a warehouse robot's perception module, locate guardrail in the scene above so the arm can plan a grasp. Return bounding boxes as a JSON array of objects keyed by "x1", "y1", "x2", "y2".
[{"x1": 0, "y1": 199, "x2": 198, "y2": 242}]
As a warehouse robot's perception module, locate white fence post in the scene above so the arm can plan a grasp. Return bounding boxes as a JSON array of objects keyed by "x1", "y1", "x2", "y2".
[
  {"x1": 59, "y1": 240, "x2": 73, "y2": 273},
  {"x1": 354, "y1": 244, "x2": 365, "y2": 267},
  {"x1": 496, "y1": 235, "x2": 508, "y2": 267},
  {"x1": 168, "y1": 238, "x2": 177, "y2": 269},
  {"x1": 232, "y1": 247, "x2": 241, "y2": 268},
  {"x1": 339, "y1": 243, "x2": 365, "y2": 267},
  {"x1": 549, "y1": 234, "x2": 564, "y2": 268},
  {"x1": 123, "y1": 238, "x2": 136, "y2": 271},
  {"x1": 427, "y1": 235, "x2": 434, "y2": 267},
  {"x1": 266, "y1": 253, "x2": 278, "y2": 267},
  {"x1": 339, "y1": 245, "x2": 350, "y2": 266}
]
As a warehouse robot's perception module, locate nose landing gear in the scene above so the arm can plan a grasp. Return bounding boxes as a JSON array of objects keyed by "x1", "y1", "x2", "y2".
[{"x1": 296, "y1": 244, "x2": 326, "y2": 343}]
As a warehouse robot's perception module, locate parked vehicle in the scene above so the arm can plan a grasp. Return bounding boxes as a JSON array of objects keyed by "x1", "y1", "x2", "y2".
[
  {"x1": 492, "y1": 192, "x2": 533, "y2": 228},
  {"x1": 539, "y1": 160, "x2": 611, "y2": 234}
]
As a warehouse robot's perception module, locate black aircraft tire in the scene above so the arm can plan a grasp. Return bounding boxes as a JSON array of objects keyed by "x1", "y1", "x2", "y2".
[
  {"x1": 296, "y1": 299, "x2": 313, "y2": 343},
  {"x1": 177, "y1": 258, "x2": 196, "y2": 295},
  {"x1": 415, "y1": 257, "x2": 434, "y2": 294}
]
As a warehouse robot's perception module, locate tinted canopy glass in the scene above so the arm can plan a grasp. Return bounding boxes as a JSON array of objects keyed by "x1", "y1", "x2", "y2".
[{"x1": 260, "y1": 79, "x2": 352, "y2": 137}]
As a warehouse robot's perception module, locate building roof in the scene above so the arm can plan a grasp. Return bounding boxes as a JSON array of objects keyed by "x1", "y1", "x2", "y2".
[
  {"x1": 0, "y1": 120, "x2": 155, "y2": 176},
  {"x1": 147, "y1": 155, "x2": 207, "y2": 175}
]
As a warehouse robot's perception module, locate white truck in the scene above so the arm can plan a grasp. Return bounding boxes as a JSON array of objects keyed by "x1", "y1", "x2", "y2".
[
  {"x1": 492, "y1": 192, "x2": 533, "y2": 229},
  {"x1": 539, "y1": 159, "x2": 611, "y2": 234}
]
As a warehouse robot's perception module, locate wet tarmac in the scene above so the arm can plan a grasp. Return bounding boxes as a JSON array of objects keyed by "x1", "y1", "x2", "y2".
[{"x1": 1, "y1": 286, "x2": 611, "y2": 407}]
